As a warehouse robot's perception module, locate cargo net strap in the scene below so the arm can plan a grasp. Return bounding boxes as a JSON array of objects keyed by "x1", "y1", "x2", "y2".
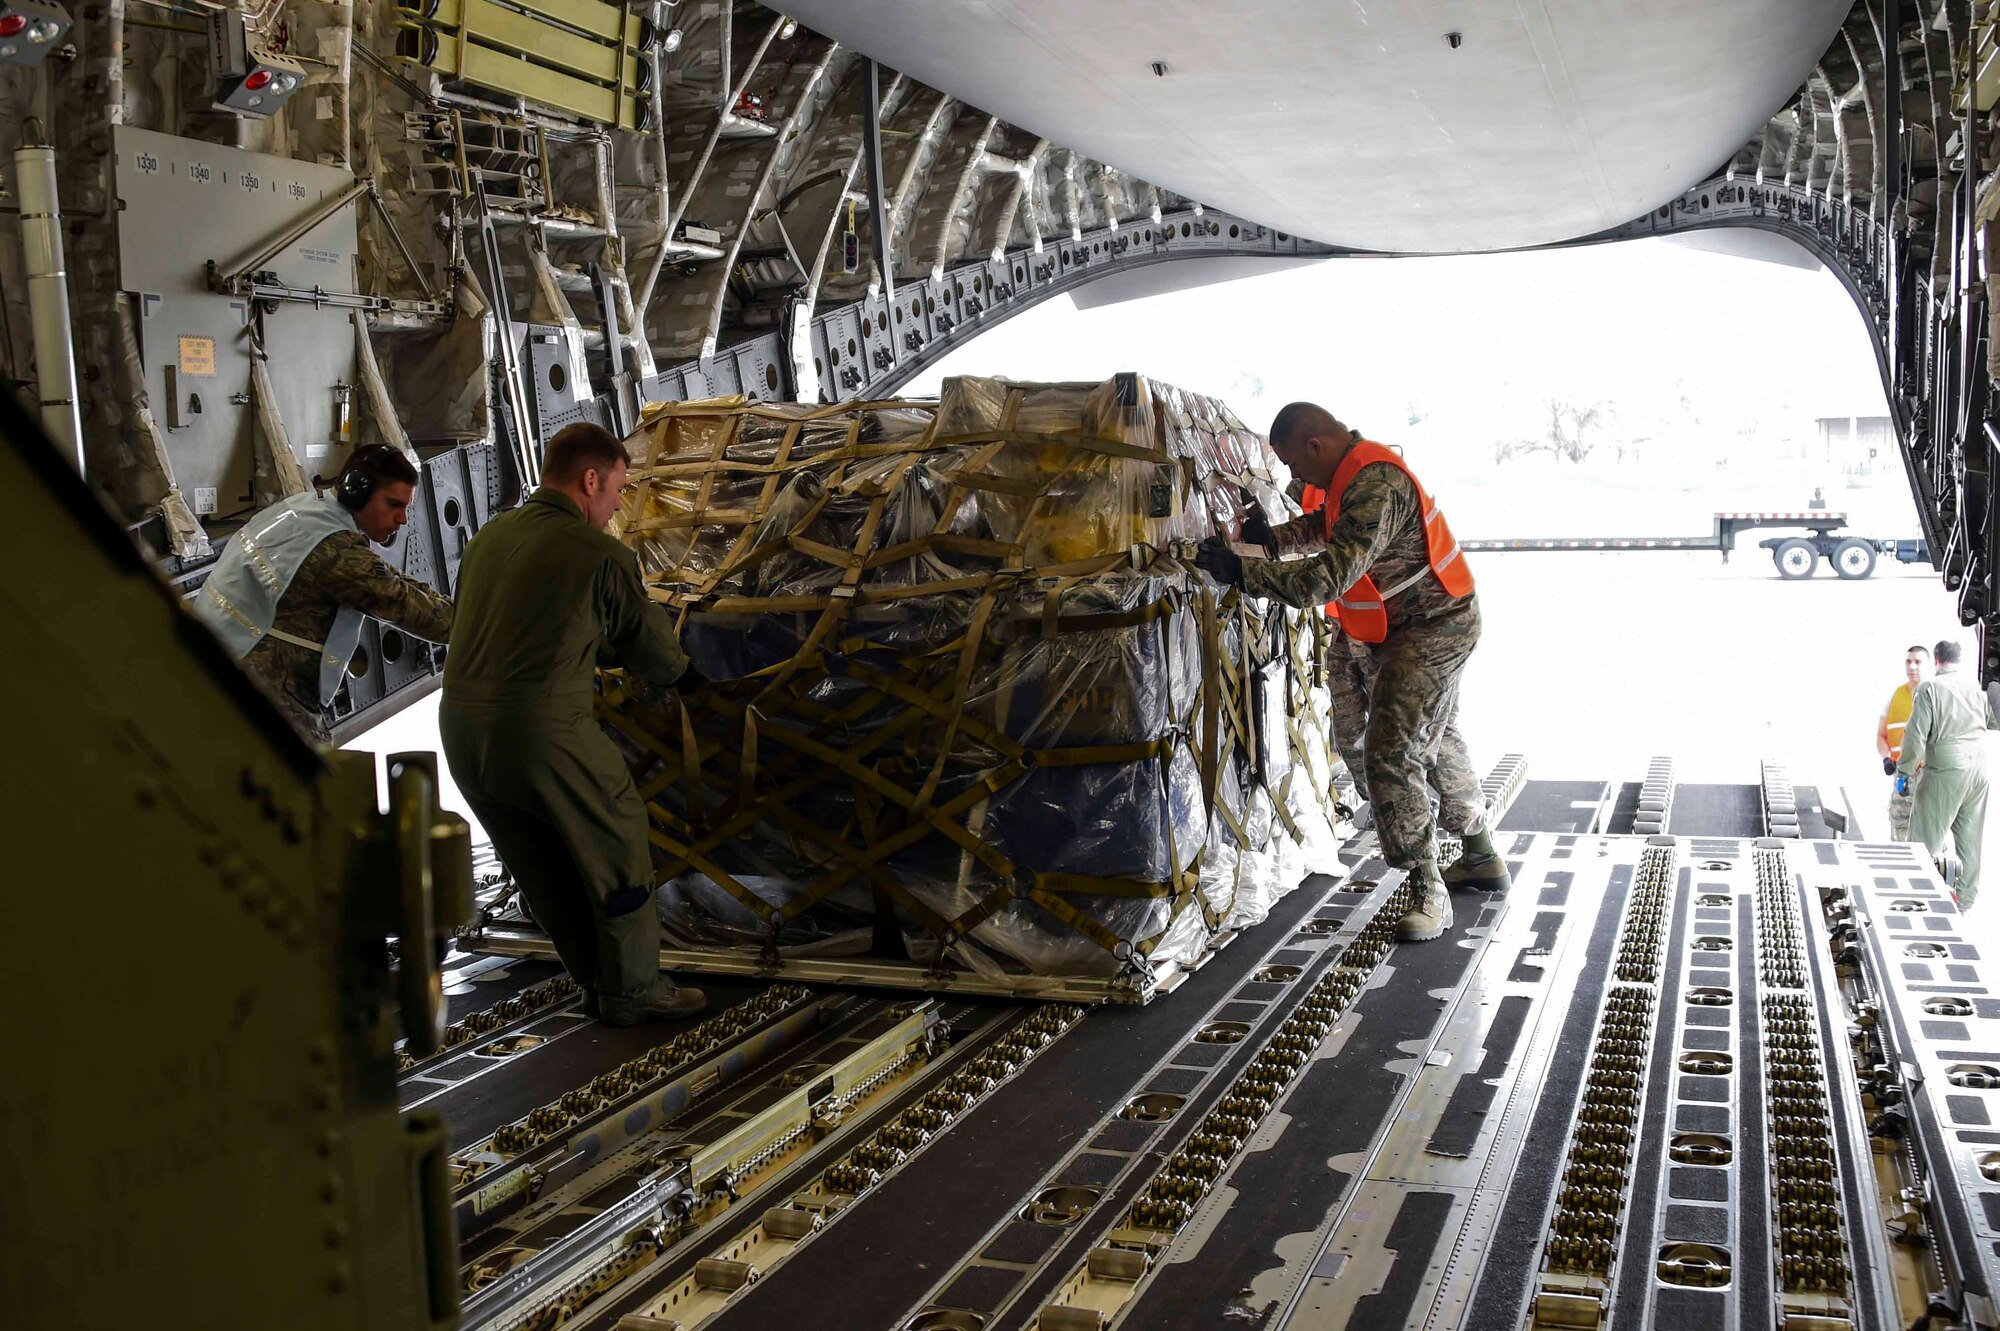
[{"x1": 598, "y1": 378, "x2": 1342, "y2": 978}]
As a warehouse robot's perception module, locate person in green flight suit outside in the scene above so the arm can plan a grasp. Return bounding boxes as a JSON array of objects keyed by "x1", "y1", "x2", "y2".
[
  {"x1": 1899, "y1": 638, "x2": 2000, "y2": 908},
  {"x1": 442, "y1": 423, "x2": 706, "y2": 1025}
]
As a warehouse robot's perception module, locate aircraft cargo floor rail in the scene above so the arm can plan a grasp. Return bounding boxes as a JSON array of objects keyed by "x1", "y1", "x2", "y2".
[{"x1": 400, "y1": 763, "x2": 2000, "y2": 1330}]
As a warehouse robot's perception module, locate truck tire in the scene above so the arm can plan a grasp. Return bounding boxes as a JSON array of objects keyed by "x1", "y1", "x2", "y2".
[
  {"x1": 1773, "y1": 538, "x2": 1817, "y2": 579},
  {"x1": 1832, "y1": 537, "x2": 1877, "y2": 580}
]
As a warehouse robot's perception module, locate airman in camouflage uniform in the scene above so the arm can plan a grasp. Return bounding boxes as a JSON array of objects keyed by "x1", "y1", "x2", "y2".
[
  {"x1": 1274, "y1": 484, "x2": 1470, "y2": 821},
  {"x1": 193, "y1": 445, "x2": 453, "y2": 743},
  {"x1": 1323, "y1": 624, "x2": 1481, "y2": 831},
  {"x1": 1198, "y1": 404, "x2": 1504, "y2": 942},
  {"x1": 249, "y1": 531, "x2": 454, "y2": 739}
]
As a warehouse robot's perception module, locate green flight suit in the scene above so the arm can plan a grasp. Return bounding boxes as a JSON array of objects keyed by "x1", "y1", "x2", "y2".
[
  {"x1": 441, "y1": 488, "x2": 691, "y2": 1018},
  {"x1": 1899, "y1": 665, "x2": 1999, "y2": 908}
]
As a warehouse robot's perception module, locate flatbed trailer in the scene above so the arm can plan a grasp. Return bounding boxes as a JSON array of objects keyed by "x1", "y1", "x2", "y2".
[{"x1": 1462, "y1": 509, "x2": 1931, "y2": 578}]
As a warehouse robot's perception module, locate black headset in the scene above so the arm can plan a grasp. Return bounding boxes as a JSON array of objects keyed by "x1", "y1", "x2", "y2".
[{"x1": 335, "y1": 445, "x2": 402, "y2": 511}]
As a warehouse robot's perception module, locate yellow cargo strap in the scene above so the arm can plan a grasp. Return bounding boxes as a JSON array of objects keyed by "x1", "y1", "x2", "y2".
[{"x1": 596, "y1": 389, "x2": 1344, "y2": 970}]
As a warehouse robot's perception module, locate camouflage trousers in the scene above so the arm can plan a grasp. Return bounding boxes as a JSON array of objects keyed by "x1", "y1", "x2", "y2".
[
  {"x1": 1888, "y1": 784, "x2": 1913, "y2": 842},
  {"x1": 1330, "y1": 598, "x2": 1488, "y2": 868},
  {"x1": 1327, "y1": 632, "x2": 1373, "y2": 805},
  {"x1": 243, "y1": 651, "x2": 333, "y2": 743}
]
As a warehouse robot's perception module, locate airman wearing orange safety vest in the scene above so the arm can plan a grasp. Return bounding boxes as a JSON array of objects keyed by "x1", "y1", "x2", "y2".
[
  {"x1": 1295, "y1": 459, "x2": 1472, "y2": 641},
  {"x1": 1194, "y1": 403, "x2": 1502, "y2": 944},
  {"x1": 1878, "y1": 644, "x2": 1931, "y2": 840}
]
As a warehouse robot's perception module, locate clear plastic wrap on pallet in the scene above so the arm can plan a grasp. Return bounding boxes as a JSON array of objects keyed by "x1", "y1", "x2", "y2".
[{"x1": 599, "y1": 375, "x2": 1349, "y2": 989}]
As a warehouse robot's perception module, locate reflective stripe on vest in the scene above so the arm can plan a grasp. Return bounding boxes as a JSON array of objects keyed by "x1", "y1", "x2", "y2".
[
  {"x1": 1301, "y1": 442, "x2": 1473, "y2": 643},
  {"x1": 190, "y1": 492, "x2": 367, "y2": 707}
]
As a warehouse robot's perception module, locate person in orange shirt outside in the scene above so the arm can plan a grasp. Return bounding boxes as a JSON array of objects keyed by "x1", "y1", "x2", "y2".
[{"x1": 1878, "y1": 644, "x2": 1930, "y2": 840}]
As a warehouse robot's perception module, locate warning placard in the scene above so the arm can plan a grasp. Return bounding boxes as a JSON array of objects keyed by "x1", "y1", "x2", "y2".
[{"x1": 177, "y1": 335, "x2": 216, "y2": 377}]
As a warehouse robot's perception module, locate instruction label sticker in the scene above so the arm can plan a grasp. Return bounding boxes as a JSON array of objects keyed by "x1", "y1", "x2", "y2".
[
  {"x1": 177, "y1": 335, "x2": 217, "y2": 377},
  {"x1": 473, "y1": 1166, "x2": 532, "y2": 1216}
]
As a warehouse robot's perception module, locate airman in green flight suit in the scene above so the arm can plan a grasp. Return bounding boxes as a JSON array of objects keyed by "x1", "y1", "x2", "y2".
[{"x1": 441, "y1": 422, "x2": 705, "y2": 1025}]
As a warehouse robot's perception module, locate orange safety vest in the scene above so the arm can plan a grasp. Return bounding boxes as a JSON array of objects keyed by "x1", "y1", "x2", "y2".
[
  {"x1": 1298, "y1": 441, "x2": 1473, "y2": 643},
  {"x1": 1882, "y1": 681, "x2": 1916, "y2": 762}
]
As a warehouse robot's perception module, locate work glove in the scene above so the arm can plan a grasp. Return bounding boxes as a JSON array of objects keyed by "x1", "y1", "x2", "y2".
[
  {"x1": 1193, "y1": 535, "x2": 1245, "y2": 587},
  {"x1": 1240, "y1": 507, "x2": 1275, "y2": 554},
  {"x1": 1884, "y1": 756, "x2": 1898, "y2": 776}
]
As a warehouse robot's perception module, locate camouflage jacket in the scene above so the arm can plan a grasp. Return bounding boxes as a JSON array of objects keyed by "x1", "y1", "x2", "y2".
[
  {"x1": 1243, "y1": 461, "x2": 1466, "y2": 628},
  {"x1": 244, "y1": 530, "x2": 454, "y2": 718}
]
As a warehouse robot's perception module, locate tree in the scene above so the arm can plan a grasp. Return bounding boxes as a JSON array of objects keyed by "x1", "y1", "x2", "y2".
[
  {"x1": 1492, "y1": 398, "x2": 1606, "y2": 465},
  {"x1": 1546, "y1": 398, "x2": 1601, "y2": 463}
]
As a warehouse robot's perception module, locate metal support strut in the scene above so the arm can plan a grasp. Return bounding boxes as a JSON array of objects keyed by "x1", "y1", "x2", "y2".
[
  {"x1": 862, "y1": 58, "x2": 895, "y2": 303},
  {"x1": 14, "y1": 125, "x2": 81, "y2": 469},
  {"x1": 474, "y1": 173, "x2": 541, "y2": 494}
]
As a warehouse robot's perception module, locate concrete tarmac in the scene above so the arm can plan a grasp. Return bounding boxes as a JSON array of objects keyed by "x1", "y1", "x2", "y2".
[{"x1": 1458, "y1": 547, "x2": 1995, "y2": 904}]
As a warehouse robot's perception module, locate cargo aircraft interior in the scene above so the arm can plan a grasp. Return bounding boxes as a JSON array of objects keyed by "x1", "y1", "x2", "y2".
[{"x1": 13, "y1": 3, "x2": 2000, "y2": 1330}]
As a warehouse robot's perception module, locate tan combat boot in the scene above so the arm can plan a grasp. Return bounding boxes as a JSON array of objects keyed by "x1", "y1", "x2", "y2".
[
  {"x1": 1398, "y1": 861, "x2": 1453, "y2": 942},
  {"x1": 1443, "y1": 827, "x2": 1512, "y2": 892},
  {"x1": 602, "y1": 984, "x2": 708, "y2": 1026}
]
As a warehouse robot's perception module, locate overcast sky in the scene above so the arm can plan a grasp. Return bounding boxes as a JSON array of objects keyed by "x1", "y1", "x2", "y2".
[
  {"x1": 909, "y1": 234, "x2": 1887, "y2": 442},
  {"x1": 906, "y1": 234, "x2": 1904, "y2": 535}
]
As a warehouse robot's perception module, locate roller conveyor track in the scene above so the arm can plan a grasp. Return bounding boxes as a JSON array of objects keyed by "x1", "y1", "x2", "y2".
[
  {"x1": 578, "y1": 1001, "x2": 1091, "y2": 1330},
  {"x1": 454, "y1": 995, "x2": 908, "y2": 1317},
  {"x1": 1810, "y1": 838, "x2": 2000, "y2": 1325},
  {"x1": 911, "y1": 873, "x2": 1419, "y2": 1331},
  {"x1": 458, "y1": 997, "x2": 1042, "y2": 1331},
  {"x1": 697, "y1": 866, "x2": 1394, "y2": 1331},
  {"x1": 440, "y1": 955, "x2": 569, "y2": 1021},
  {"x1": 396, "y1": 831, "x2": 2000, "y2": 1331},
  {"x1": 403, "y1": 961, "x2": 574, "y2": 1074},
  {"x1": 412, "y1": 979, "x2": 796, "y2": 1144}
]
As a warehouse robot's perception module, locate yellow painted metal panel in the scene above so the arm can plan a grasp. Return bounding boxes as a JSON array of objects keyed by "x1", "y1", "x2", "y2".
[
  {"x1": 395, "y1": 0, "x2": 651, "y2": 127},
  {"x1": 463, "y1": 0, "x2": 622, "y2": 83},
  {"x1": 411, "y1": 0, "x2": 640, "y2": 47},
  {"x1": 495, "y1": 0, "x2": 624, "y2": 42},
  {"x1": 399, "y1": 33, "x2": 643, "y2": 129}
]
